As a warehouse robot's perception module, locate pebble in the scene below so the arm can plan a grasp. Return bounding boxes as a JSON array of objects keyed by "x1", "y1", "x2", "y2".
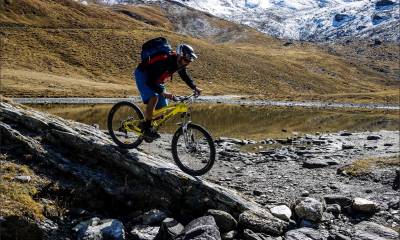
[{"x1": 15, "y1": 175, "x2": 32, "y2": 182}]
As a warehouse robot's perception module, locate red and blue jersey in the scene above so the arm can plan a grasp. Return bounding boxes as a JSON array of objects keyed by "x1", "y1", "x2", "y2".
[{"x1": 137, "y1": 53, "x2": 196, "y2": 94}]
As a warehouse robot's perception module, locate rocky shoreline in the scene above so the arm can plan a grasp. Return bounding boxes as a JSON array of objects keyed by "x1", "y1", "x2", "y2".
[
  {"x1": 12, "y1": 96, "x2": 400, "y2": 110},
  {"x1": 0, "y1": 100, "x2": 399, "y2": 240}
]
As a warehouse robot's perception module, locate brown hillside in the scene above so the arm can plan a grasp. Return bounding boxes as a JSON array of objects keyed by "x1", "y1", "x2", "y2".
[{"x1": 0, "y1": 0, "x2": 398, "y2": 103}]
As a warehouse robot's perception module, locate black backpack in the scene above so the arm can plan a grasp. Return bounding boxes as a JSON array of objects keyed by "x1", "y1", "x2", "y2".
[{"x1": 140, "y1": 37, "x2": 172, "y2": 62}]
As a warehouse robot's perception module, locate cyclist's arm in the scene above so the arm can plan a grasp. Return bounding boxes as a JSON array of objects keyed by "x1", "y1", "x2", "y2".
[{"x1": 177, "y1": 68, "x2": 196, "y2": 90}]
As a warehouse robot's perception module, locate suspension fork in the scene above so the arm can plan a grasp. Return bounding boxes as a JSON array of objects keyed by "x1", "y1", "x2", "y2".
[{"x1": 180, "y1": 113, "x2": 192, "y2": 148}]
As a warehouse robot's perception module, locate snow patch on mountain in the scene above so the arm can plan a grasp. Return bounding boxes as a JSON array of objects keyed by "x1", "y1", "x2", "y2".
[{"x1": 172, "y1": 0, "x2": 400, "y2": 41}]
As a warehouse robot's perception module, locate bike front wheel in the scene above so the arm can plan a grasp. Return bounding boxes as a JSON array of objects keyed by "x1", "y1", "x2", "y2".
[
  {"x1": 171, "y1": 123, "x2": 216, "y2": 176},
  {"x1": 107, "y1": 101, "x2": 144, "y2": 149}
]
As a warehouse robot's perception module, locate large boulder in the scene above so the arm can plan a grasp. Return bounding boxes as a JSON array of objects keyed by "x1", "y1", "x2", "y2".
[
  {"x1": 238, "y1": 210, "x2": 287, "y2": 235},
  {"x1": 207, "y1": 209, "x2": 237, "y2": 233},
  {"x1": 175, "y1": 216, "x2": 221, "y2": 240},
  {"x1": 72, "y1": 218, "x2": 125, "y2": 240},
  {"x1": 353, "y1": 221, "x2": 399, "y2": 240},
  {"x1": 0, "y1": 101, "x2": 282, "y2": 229},
  {"x1": 294, "y1": 198, "x2": 324, "y2": 222}
]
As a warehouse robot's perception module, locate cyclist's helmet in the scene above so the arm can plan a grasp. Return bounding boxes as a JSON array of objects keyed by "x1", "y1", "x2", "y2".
[{"x1": 176, "y1": 44, "x2": 198, "y2": 62}]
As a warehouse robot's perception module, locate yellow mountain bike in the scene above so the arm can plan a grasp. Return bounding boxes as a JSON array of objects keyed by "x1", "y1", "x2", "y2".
[{"x1": 107, "y1": 93, "x2": 215, "y2": 176}]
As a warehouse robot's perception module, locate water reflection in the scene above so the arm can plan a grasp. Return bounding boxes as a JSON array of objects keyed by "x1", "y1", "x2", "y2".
[{"x1": 31, "y1": 103, "x2": 400, "y2": 140}]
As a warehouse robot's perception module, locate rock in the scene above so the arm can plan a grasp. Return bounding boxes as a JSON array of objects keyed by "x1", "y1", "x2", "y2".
[
  {"x1": 72, "y1": 218, "x2": 125, "y2": 240},
  {"x1": 329, "y1": 232, "x2": 351, "y2": 240},
  {"x1": 154, "y1": 218, "x2": 184, "y2": 240},
  {"x1": 238, "y1": 210, "x2": 287, "y2": 235},
  {"x1": 323, "y1": 195, "x2": 352, "y2": 207},
  {"x1": 388, "y1": 197, "x2": 399, "y2": 210},
  {"x1": 295, "y1": 197, "x2": 324, "y2": 222},
  {"x1": 131, "y1": 225, "x2": 159, "y2": 240},
  {"x1": 303, "y1": 159, "x2": 329, "y2": 169},
  {"x1": 0, "y1": 101, "x2": 271, "y2": 221},
  {"x1": 352, "y1": 198, "x2": 377, "y2": 213},
  {"x1": 339, "y1": 132, "x2": 352, "y2": 136},
  {"x1": 15, "y1": 175, "x2": 32, "y2": 182},
  {"x1": 270, "y1": 205, "x2": 292, "y2": 221},
  {"x1": 243, "y1": 229, "x2": 272, "y2": 240},
  {"x1": 366, "y1": 135, "x2": 380, "y2": 140},
  {"x1": 175, "y1": 216, "x2": 221, "y2": 240},
  {"x1": 301, "y1": 191, "x2": 310, "y2": 197},
  {"x1": 326, "y1": 204, "x2": 341, "y2": 216},
  {"x1": 285, "y1": 227, "x2": 326, "y2": 240},
  {"x1": 207, "y1": 209, "x2": 237, "y2": 233},
  {"x1": 69, "y1": 208, "x2": 89, "y2": 217},
  {"x1": 393, "y1": 169, "x2": 400, "y2": 190},
  {"x1": 353, "y1": 221, "x2": 399, "y2": 240},
  {"x1": 221, "y1": 230, "x2": 238, "y2": 240},
  {"x1": 299, "y1": 219, "x2": 318, "y2": 228},
  {"x1": 376, "y1": 0, "x2": 395, "y2": 10},
  {"x1": 341, "y1": 144, "x2": 354, "y2": 150},
  {"x1": 253, "y1": 190, "x2": 263, "y2": 196},
  {"x1": 141, "y1": 209, "x2": 167, "y2": 225}
]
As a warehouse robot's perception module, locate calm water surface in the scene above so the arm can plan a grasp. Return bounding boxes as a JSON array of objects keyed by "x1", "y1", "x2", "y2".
[{"x1": 31, "y1": 104, "x2": 400, "y2": 140}]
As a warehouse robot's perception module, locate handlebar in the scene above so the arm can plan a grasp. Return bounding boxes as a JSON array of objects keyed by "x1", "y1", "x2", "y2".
[{"x1": 172, "y1": 91, "x2": 200, "y2": 103}]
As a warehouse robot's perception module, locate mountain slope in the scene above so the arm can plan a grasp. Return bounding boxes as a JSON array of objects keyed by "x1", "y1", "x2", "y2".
[
  {"x1": 152, "y1": 0, "x2": 400, "y2": 42},
  {"x1": 0, "y1": 0, "x2": 398, "y2": 103}
]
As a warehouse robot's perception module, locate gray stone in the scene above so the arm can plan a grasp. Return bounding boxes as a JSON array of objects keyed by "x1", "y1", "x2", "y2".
[
  {"x1": 323, "y1": 195, "x2": 352, "y2": 207},
  {"x1": 366, "y1": 135, "x2": 381, "y2": 140},
  {"x1": 0, "y1": 101, "x2": 276, "y2": 221},
  {"x1": 329, "y1": 233, "x2": 351, "y2": 240},
  {"x1": 388, "y1": 197, "x2": 399, "y2": 210},
  {"x1": 141, "y1": 209, "x2": 167, "y2": 225},
  {"x1": 207, "y1": 209, "x2": 237, "y2": 233},
  {"x1": 393, "y1": 169, "x2": 400, "y2": 190},
  {"x1": 353, "y1": 221, "x2": 399, "y2": 240},
  {"x1": 238, "y1": 210, "x2": 287, "y2": 235},
  {"x1": 221, "y1": 230, "x2": 238, "y2": 240},
  {"x1": 352, "y1": 198, "x2": 377, "y2": 213},
  {"x1": 326, "y1": 204, "x2": 341, "y2": 216},
  {"x1": 295, "y1": 197, "x2": 324, "y2": 222},
  {"x1": 243, "y1": 229, "x2": 272, "y2": 240},
  {"x1": 15, "y1": 175, "x2": 32, "y2": 182},
  {"x1": 269, "y1": 205, "x2": 292, "y2": 221},
  {"x1": 342, "y1": 144, "x2": 355, "y2": 150},
  {"x1": 175, "y1": 216, "x2": 221, "y2": 240},
  {"x1": 285, "y1": 227, "x2": 326, "y2": 240},
  {"x1": 154, "y1": 218, "x2": 184, "y2": 240},
  {"x1": 72, "y1": 218, "x2": 125, "y2": 240},
  {"x1": 340, "y1": 132, "x2": 352, "y2": 136},
  {"x1": 303, "y1": 159, "x2": 329, "y2": 169},
  {"x1": 131, "y1": 225, "x2": 159, "y2": 240}
]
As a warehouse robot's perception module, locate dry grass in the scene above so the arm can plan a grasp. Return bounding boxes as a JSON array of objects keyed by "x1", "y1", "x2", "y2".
[
  {"x1": 0, "y1": 160, "x2": 46, "y2": 220},
  {"x1": 342, "y1": 155, "x2": 400, "y2": 177},
  {"x1": 0, "y1": 0, "x2": 398, "y2": 103}
]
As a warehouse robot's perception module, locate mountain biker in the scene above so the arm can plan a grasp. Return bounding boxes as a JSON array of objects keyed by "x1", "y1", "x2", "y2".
[{"x1": 134, "y1": 43, "x2": 202, "y2": 141}]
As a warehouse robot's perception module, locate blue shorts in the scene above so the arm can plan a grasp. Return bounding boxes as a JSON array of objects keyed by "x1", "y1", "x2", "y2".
[{"x1": 134, "y1": 68, "x2": 168, "y2": 109}]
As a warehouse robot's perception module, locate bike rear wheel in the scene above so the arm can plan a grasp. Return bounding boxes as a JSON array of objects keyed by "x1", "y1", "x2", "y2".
[
  {"x1": 107, "y1": 101, "x2": 144, "y2": 149},
  {"x1": 171, "y1": 123, "x2": 216, "y2": 176}
]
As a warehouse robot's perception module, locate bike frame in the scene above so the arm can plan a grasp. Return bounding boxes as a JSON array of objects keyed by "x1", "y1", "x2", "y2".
[
  {"x1": 152, "y1": 102, "x2": 190, "y2": 129},
  {"x1": 122, "y1": 95, "x2": 195, "y2": 134}
]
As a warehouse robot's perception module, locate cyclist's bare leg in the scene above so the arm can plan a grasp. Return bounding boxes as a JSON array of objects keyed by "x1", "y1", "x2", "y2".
[{"x1": 145, "y1": 96, "x2": 158, "y2": 121}]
